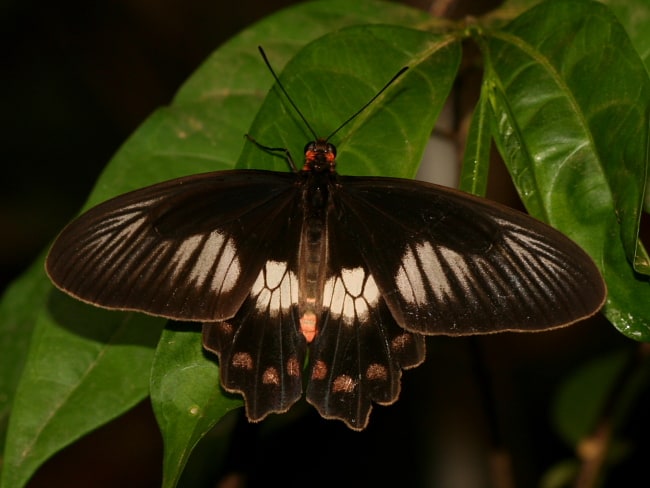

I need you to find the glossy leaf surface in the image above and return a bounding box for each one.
[474,0,650,339]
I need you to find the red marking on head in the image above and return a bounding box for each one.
[302,149,318,171]
[305,149,317,160]
[300,312,318,342]
[302,140,337,171]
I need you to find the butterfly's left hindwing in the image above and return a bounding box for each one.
[202,262,306,421]
[46,170,298,321]
[199,182,310,421]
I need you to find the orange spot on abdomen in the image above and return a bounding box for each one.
[300,312,318,342]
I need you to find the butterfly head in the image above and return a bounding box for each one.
[302,139,337,173]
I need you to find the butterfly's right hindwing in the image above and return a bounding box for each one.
[305,207,426,430]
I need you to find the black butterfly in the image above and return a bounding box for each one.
[46,48,606,430]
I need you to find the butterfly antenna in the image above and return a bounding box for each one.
[258,46,319,140]
[259,46,408,142]
[325,66,408,142]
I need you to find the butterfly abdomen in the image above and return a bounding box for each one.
[296,171,332,343]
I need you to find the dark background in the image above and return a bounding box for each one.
[3,1,643,487]
[2,0,299,292]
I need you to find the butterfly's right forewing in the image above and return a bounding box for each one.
[336,176,606,336]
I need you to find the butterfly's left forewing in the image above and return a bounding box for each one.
[49,168,309,421]
[46,170,298,322]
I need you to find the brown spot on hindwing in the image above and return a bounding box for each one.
[366,363,388,381]
[311,360,328,380]
[332,375,357,393]
[231,352,254,370]
[287,356,301,377]
[262,366,280,385]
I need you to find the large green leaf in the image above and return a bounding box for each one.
[150,325,240,488]
[600,0,650,215]
[0,2,436,487]
[475,0,650,339]
[0,257,52,457]
[601,0,650,70]
[498,1,650,211]
[1,275,162,488]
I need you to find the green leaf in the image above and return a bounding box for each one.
[459,79,493,196]
[238,24,461,178]
[552,350,629,446]
[601,0,650,71]
[476,0,650,339]
[0,257,52,458]
[150,325,240,488]
[1,266,162,488]
[600,0,650,215]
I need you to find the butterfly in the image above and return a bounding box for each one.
[46,47,606,430]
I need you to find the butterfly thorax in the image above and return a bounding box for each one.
[296,141,338,343]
